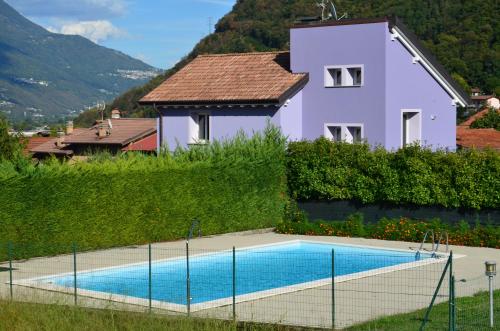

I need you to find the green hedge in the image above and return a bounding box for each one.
[0,129,287,259]
[287,138,500,210]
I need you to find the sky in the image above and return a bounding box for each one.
[5,0,237,69]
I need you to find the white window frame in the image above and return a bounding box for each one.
[324,123,364,143]
[189,111,211,145]
[324,65,364,88]
[401,109,422,148]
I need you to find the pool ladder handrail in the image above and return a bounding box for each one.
[186,219,201,242]
[417,230,449,257]
[418,230,435,252]
[434,231,449,254]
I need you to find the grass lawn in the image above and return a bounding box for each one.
[346,290,499,331]
[0,290,498,330]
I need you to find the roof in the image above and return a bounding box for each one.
[457,108,500,150]
[29,138,73,155]
[140,52,308,106]
[457,127,500,150]
[459,108,492,127]
[122,133,157,152]
[471,95,496,101]
[64,118,156,146]
[24,137,53,154]
[293,16,471,107]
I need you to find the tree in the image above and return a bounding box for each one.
[0,115,25,161]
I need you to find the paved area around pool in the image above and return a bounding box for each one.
[0,230,498,329]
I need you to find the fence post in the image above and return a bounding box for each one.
[451,275,456,331]
[148,243,152,313]
[232,246,236,321]
[420,252,452,331]
[448,251,453,331]
[72,243,77,306]
[332,249,335,330]
[8,242,13,300]
[186,241,190,316]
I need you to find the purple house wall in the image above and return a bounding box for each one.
[384,27,457,150]
[159,91,303,151]
[290,20,465,150]
[143,18,470,151]
[290,22,387,146]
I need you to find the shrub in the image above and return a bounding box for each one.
[286,138,500,209]
[0,115,25,162]
[470,108,500,131]
[0,127,287,260]
[276,215,500,249]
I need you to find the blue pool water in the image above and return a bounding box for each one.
[42,241,430,305]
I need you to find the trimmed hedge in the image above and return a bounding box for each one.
[0,129,287,259]
[287,138,500,210]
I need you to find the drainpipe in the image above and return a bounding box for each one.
[153,103,163,153]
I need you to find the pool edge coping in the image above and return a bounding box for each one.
[9,239,466,313]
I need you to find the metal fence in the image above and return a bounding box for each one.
[454,272,499,331]
[0,242,496,330]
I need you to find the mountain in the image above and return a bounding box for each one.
[0,0,160,124]
[77,0,499,126]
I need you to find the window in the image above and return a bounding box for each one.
[326,68,342,87]
[327,126,342,142]
[198,114,209,141]
[351,68,362,86]
[190,113,210,144]
[324,123,364,144]
[325,65,364,87]
[347,126,362,143]
[401,110,421,147]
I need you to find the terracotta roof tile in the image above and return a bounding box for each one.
[64,118,156,146]
[24,137,53,154]
[457,127,500,150]
[460,108,491,127]
[140,52,308,105]
[29,138,73,155]
[122,133,157,152]
[457,108,500,150]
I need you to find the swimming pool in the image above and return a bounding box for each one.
[23,241,437,311]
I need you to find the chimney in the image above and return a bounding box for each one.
[66,121,74,135]
[111,109,121,119]
[97,122,108,139]
[56,137,64,148]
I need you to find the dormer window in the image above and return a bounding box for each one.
[325,65,364,87]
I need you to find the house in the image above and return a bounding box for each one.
[470,89,499,110]
[140,17,471,151]
[457,108,500,150]
[30,117,157,157]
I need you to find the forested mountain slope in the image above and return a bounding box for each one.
[0,0,159,124]
[76,0,499,126]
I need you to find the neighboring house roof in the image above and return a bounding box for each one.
[30,138,74,155]
[457,108,500,150]
[122,133,157,152]
[471,95,495,101]
[140,52,309,106]
[64,118,156,146]
[293,16,471,108]
[23,137,53,154]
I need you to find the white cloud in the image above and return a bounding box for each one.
[6,0,127,20]
[51,20,126,43]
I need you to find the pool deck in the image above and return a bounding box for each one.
[1,230,499,329]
